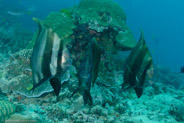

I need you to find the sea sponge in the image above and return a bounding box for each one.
[0,101,15,122]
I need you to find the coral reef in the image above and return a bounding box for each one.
[75,0,136,50]
[0,49,77,97]
[0,20,32,53]
[153,65,182,89]
[1,59,184,122]
[0,0,184,122]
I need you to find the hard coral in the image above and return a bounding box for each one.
[77,0,126,29]
[75,0,136,50]
[44,12,75,44]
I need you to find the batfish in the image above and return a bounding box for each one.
[122,31,153,98]
[31,18,71,97]
[71,38,101,105]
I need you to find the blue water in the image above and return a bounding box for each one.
[2,0,184,72]
[117,0,184,72]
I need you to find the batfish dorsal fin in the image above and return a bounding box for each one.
[32,17,49,32]
[139,29,144,43]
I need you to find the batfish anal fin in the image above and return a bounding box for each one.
[31,76,51,92]
[49,77,62,97]
[121,85,134,92]
[134,87,143,98]
[83,90,93,105]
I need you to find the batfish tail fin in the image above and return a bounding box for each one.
[134,87,143,98]
[83,90,93,105]
[49,78,62,97]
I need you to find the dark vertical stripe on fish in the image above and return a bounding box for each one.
[57,40,63,74]
[41,29,54,77]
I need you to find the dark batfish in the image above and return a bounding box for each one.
[71,38,101,105]
[122,31,153,98]
[31,18,70,97]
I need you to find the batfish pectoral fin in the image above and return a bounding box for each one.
[70,88,80,98]
[120,85,134,93]
[121,85,133,91]
[49,77,62,97]
[134,87,143,98]
[83,90,93,105]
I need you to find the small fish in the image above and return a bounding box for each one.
[71,38,101,105]
[7,10,25,16]
[122,31,153,98]
[30,18,71,97]
[180,66,184,73]
[27,5,36,12]
[7,9,32,16]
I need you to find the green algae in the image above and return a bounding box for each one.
[60,8,72,19]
